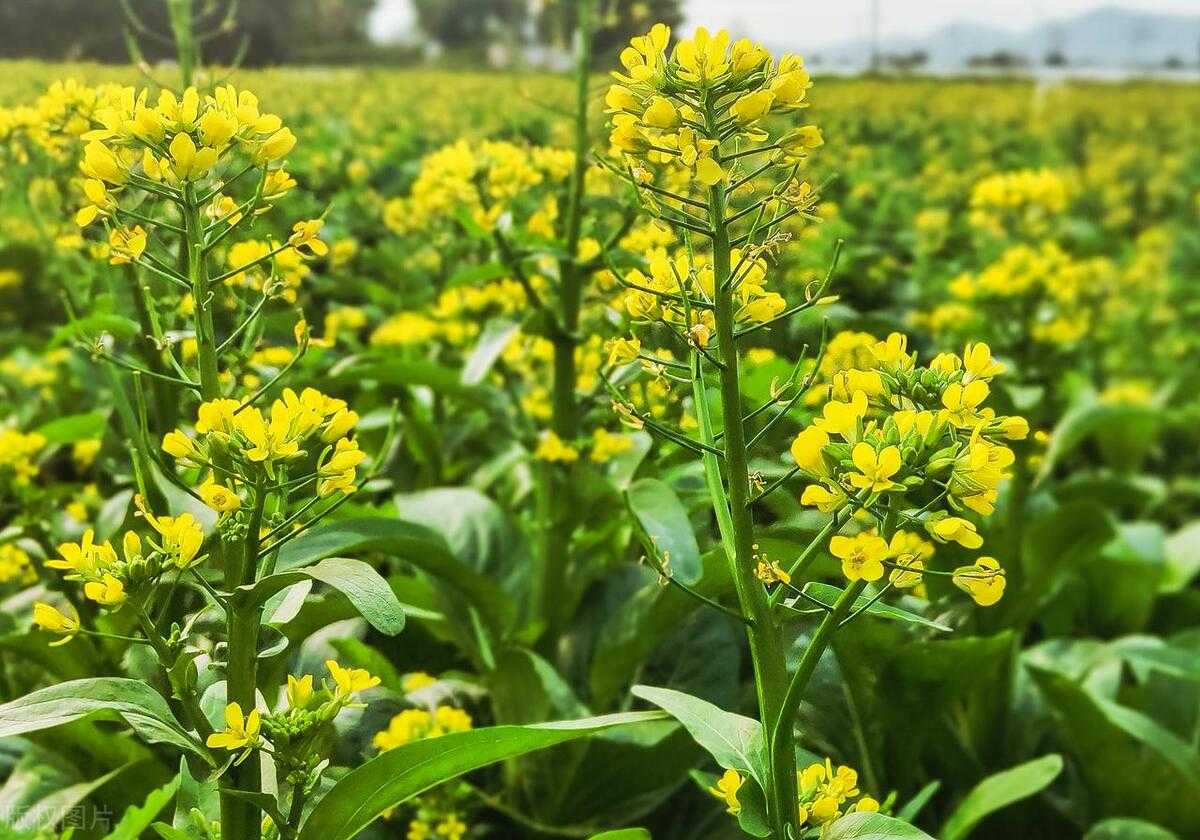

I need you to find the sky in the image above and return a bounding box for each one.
[370,0,1200,47]
[681,0,1200,49]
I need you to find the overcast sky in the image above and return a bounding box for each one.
[370,1,1200,47]
[683,0,1200,48]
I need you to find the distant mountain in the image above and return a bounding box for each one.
[803,5,1200,71]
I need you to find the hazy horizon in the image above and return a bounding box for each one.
[370,0,1200,50]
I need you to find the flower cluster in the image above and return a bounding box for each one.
[0,543,36,586]
[919,241,1118,351]
[373,678,474,840]
[0,427,45,488]
[382,138,577,236]
[790,334,1026,605]
[606,25,821,187]
[968,168,1070,238]
[162,387,362,496]
[40,494,205,611]
[207,661,381,767]
[708,759,879,827]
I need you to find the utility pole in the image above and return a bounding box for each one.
[869,0,881,74]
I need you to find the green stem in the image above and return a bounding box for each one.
[704,133,794,835]
[536,0,594,642]
[186,182,262,839]
[166,0,197,88]
[769,579,866,804]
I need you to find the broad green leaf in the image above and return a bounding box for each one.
[446,260,507,287]
[1010,500,1114,627]
[1090,695,1200,787]
[103,775,181,839]
[332,358,501,411]
[1162,521,1200,593]
[246,557,405,635]
[896,780,940,823]
[940,754,1063,840]
[51,312,140,346]
[297,712,666,840]
[274,517,509,630]
[0,749,128,832]
[626,478,701,585]
[0,678,203,758]
[34,411,108,444]
[631,685,767,787]
[461,318,518,385]
[587,831,651,840]
[1031,667,1200,834]
[171,756,219,837]
[606,431,652,491]
[1111,635,1200,682]
[1036,399,1159,481]
[1084,818,1180,840]
[589,547,734,709]
[824,812,936,839]
[798,583,951,632]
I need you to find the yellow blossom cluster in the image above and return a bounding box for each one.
[0,543,36,586]
[207,662,381,763]
[374,704,474,752]
[708,759,879,827]
[382,138,575,235]
[606,24,821,187]
[0,428,45,486]
[968,168,1070,237]
[919,241,1118,350]
[790,334,1026,605]
[162,387,362,495]
[40,493,204,611]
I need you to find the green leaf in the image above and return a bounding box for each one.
[895,780,940,823]
[246,557,405,635]
[171,756,218,837]
[1162,521,1200,593]
[1084,818,1180,840]
[626,478,702,585]
[631,685,767,787]
[34,411,109,444]
[461,318,518,385]
[275,517,509,631]
[824,812,936,839]
[446,260,507,287]
[103,775,181,839]
[297,712,666,840]
[0,678,203,758]
[940,755,1063,840]
[798,583,952,632]
[0,758,128,831]
[51,312,140,346]
[1031,667,1200,834]
[1036,399,1159,481]
[587,830,652,839]
[332,358,501,411]
[1110,635,1200,682]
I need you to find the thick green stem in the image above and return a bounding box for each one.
[185,184,262,840]
[166,0,198,88]
[706,171,795,835]
[537,0,593,641]
[770,507,896,822]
